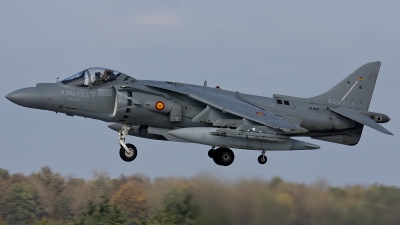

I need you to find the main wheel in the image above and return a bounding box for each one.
[119,143,137,162]
[258,155,267,164]
[213,148,234,166]
[208,149,214,158]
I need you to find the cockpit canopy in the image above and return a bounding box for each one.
[61,68,123,87]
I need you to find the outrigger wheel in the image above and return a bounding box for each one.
[258,155,267,164]
[119,143,137,162]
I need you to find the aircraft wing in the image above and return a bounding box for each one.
[146,82,308,133]
[330,107,393,135]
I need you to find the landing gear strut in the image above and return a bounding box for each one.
[211,147,235,166]
[258,150,267,164]
[118,124,137,162]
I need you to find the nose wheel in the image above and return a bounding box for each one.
[119,143,137,162]
[118,124,138,162]
[258,150,267,164]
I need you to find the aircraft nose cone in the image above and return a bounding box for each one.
[6,90,23,104]
[5,93,13,101]
[6,87,46,108]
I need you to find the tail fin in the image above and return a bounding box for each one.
[310,61,381,110]
[273,62,391,143]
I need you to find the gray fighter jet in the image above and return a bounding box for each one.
[6,62,392,166]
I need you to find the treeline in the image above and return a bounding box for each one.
[0,167,399,225]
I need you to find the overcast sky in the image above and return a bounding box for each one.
[1,1,399,186]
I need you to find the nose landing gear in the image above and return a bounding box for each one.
[120,144,137,162]
[118,124,137,162]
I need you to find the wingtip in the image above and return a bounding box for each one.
[383,128,393,136]
[381,130,393,135]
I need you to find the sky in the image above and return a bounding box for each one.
[0,1,399,186]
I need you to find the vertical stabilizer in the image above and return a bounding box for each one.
[310,62,381,110]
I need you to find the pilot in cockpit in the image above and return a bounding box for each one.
[92,72,106,86]
[105,70,119,81]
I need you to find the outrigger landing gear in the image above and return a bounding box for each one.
[118,124,137,162]
[258,150,267,164]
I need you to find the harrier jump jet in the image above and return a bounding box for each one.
[6,62,392,166]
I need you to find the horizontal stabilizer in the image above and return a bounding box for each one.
[330,108,393,135]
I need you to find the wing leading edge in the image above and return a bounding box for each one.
[145,82,308,133]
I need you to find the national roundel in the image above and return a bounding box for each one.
[155,101,165,111]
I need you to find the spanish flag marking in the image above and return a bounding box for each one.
[155,101,165,111]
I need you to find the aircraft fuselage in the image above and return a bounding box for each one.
[6,62,391,166]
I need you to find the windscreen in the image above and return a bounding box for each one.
[61,68,122,87]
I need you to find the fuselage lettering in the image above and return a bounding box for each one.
[327,98,355,108]
[61,90,93,99]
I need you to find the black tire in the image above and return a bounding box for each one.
[213,148,234,166]
[119,143,137,162]
[208,149,214,158]
[258,155,267,164]
[212,148,222,165]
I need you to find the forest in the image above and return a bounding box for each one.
[0,166,399,225]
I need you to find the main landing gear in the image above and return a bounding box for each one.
[208,148,268,166]
[118,124,137,162]
[208,147,235,166]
